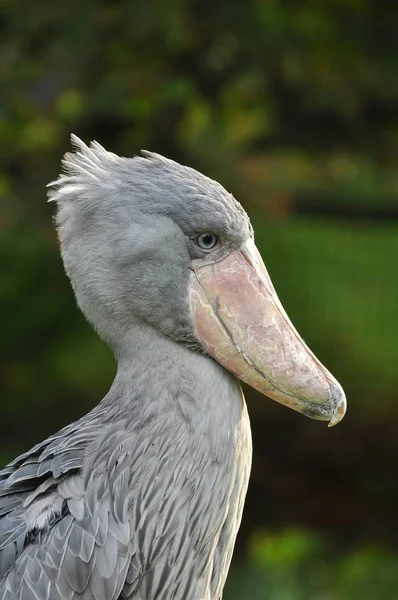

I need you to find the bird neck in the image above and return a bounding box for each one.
[101,324,246,435]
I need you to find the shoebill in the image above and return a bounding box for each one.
[0,136,346,600]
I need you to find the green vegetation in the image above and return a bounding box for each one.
[225,529,398,600]
[254,218,398,406]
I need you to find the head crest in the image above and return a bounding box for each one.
[47,134,125,204]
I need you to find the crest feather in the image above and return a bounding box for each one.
[47,134,122,204]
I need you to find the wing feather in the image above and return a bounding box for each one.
[0,416,134,600]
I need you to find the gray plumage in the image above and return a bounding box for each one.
[0,137,253,599]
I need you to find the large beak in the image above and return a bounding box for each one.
[189,239,346,426]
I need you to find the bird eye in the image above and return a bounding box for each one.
[196,232,219,251]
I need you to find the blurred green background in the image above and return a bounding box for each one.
[1,0,397,598]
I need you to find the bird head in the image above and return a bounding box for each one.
[48,135,346,426]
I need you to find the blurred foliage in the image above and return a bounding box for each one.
[254,218,398,408]
[1,0,398,597]
[1,0,397,211]
[225,528,398,600]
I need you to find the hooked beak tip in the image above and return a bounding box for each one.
[327,382,347,427]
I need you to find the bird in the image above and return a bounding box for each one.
[0,136,346,600]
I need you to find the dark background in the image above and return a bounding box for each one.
[1,1,397,598]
